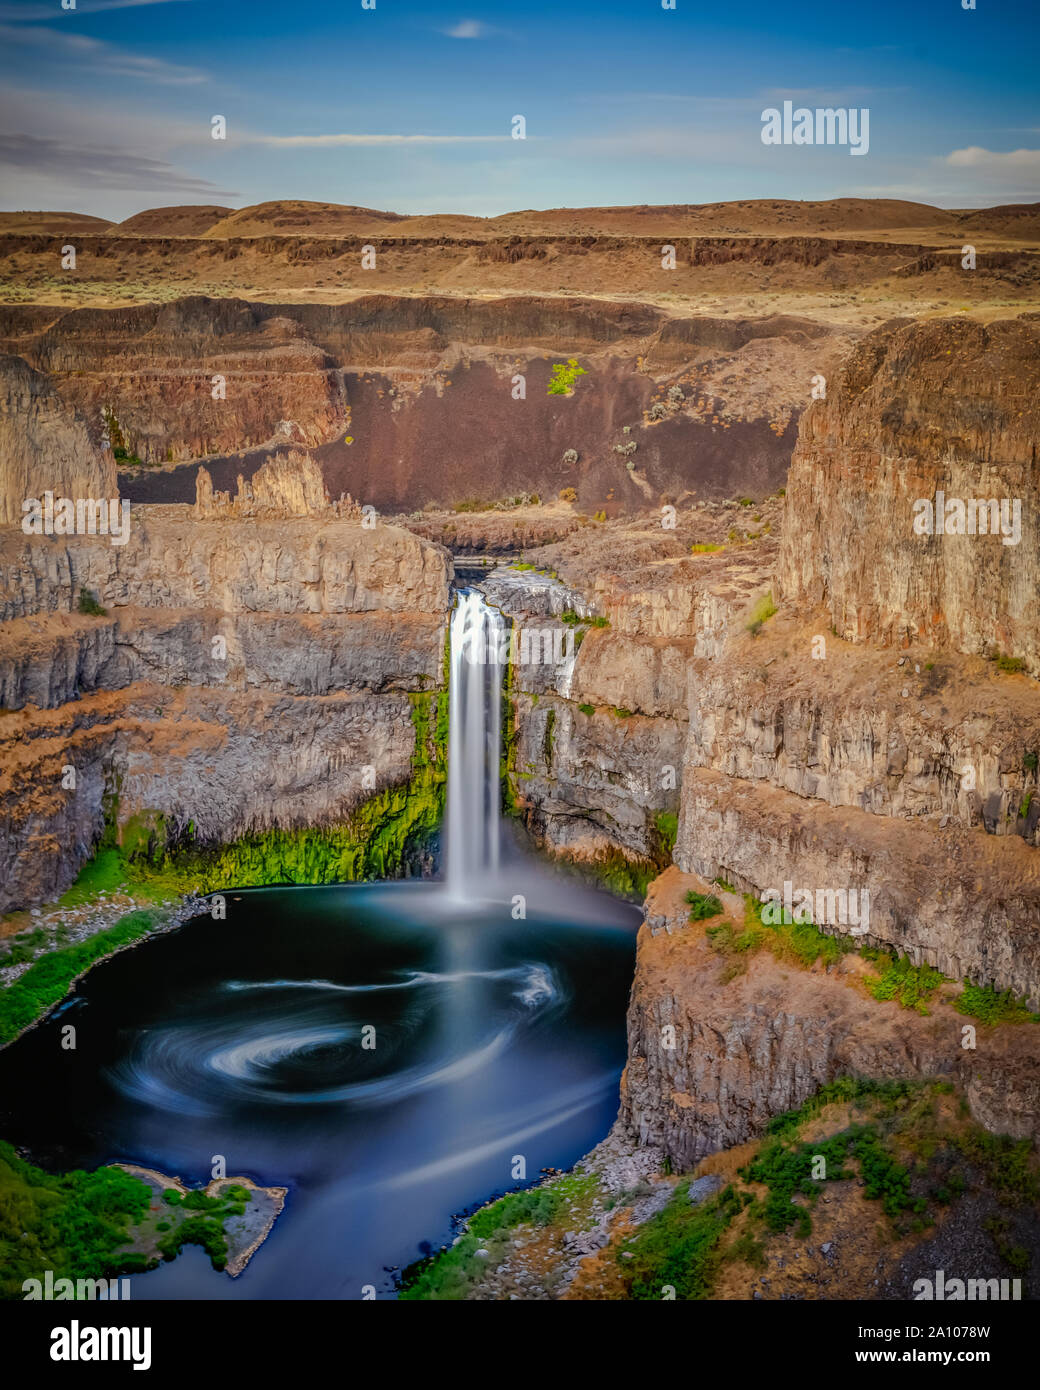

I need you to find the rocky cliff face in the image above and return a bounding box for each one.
[489,320,1040,1165]
[0,355,116,526]
[0,297,852,514]
[778,316,1040,675]
[0,299,349,466]
[0,505,451,912]
[618,870,1040,1168]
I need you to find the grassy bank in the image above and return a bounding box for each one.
[400,1077,1040,1300]
[0,687,450,1047]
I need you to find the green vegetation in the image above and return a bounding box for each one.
[0,1141,153,1299]
[400,1173,600,1299]
[655,811,678,854]
[102,407,144,467]
[0,910,158,1046]
[862,948,948,1015]
[559,848,657,903]
[684,890,723,922]
[745,593,777,636]
[76,587,107,617]
[500,655,522,819]
[612,707,634,719]
[616,1182,751,1300]
[404,1077,1040,1301]
[953,981,1040,1026]
[690,543,723,554]
[0,928,48,968]
[748,895,854,971]
[154,1183,251,1272]
[578,702,595,717]
[989,651,1027,674]
[1,677,451,1043]
[547,358,587,397]
[1019,792,1033,820]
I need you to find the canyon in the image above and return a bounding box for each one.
[1,196,1039,1300]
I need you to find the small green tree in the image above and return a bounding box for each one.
[547,359,587,396]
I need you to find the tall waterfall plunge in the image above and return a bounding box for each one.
[445,590,507,900]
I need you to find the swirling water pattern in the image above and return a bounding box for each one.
[0,881,638,1299]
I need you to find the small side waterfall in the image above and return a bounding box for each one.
[445,589,507,900]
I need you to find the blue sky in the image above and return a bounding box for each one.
[0,0,1037,219]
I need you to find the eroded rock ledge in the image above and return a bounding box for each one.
[618,869,1040,1169]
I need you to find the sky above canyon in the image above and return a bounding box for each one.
[0,0,1037,220]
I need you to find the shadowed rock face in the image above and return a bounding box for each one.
[778,316,1040,675]
[0,296,852,513]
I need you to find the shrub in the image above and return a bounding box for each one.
[991,652,1027,674]
[0,1141,153,1299]
[547,359,587,396]
[655,811,678,852]
[745,593,777,636]
[77,587,107,617]
[685,891,723,922]
[578,703,595,716]
[954,981,1040,1025]
[863,949,948,1015]
[559,486,577,502]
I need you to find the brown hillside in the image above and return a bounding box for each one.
[0,211,113,236]
[203,200,410,237]
[115,205,235,237]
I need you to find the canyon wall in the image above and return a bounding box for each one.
[0,297,853,514]
[0,355,116,526]
[778,316,1040,675]
[499,316,1040,1163]
[0,493,451,913]
[619,870,1040,1168]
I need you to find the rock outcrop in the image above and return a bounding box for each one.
[619,870,1040,1168]
[0,355,116,526]
[0,508,451,912]
[778,316,1040,675]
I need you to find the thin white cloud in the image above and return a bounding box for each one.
[0,21,206,83]
[945,145,1040,175]
[442,20,490,38]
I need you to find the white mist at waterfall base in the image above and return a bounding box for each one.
[440,587,626,924]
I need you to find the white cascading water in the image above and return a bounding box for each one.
[445,589,506,900]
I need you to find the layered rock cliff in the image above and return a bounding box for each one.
[495,316,1040,1168]
[0,297,853,513]
[778,316,1040,675]
[0,484,451,912]
[0,355,116,526]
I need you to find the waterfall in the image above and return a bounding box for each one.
[445,589,506,900]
